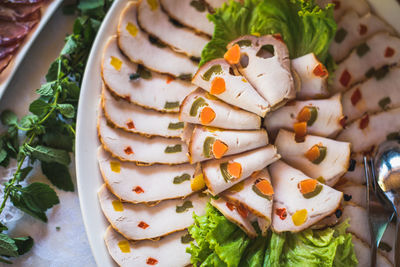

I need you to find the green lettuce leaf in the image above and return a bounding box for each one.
[200,0,336,67]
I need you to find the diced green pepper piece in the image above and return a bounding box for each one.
[168,122,185,130]
[164,144,182,153]
[176,200,193,213]
[189,97,207,116]
[173,173,191,184]
[303,184,323,199]
[202,65,223,81]
[203,137,216,158]
[312,146,327,164]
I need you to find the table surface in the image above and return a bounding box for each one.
[0,6,96,267]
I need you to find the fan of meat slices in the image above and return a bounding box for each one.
[96,0,400,266]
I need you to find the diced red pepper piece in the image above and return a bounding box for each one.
[340,70,351,87]
[351,88,362,106]
[123,95,131,102]
[126,120,135,129]
[146,257,158,265]
[359,114,369,130]
[385,47,395,58]
[312,63,328,77]
[226,202,235,211]
[237,204,249,219]
[133,186,144,194]
[359,24,367,35]
[276,208,287,220]
[124,146,134,155]
[339,116,347,128]
[273,33,283,42]
[332,0,340,9]
[166,75,174,84]
[138,221,149,229]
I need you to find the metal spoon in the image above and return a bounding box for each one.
[374,140,400,267]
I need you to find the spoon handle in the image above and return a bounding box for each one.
[396,213,400,267]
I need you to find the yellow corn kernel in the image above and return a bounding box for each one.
[112,200,124,212]
[191,174,205,191]
[110,161,121,173]
[110,56,122,71]
[118,240,130,253]
[147,0,158,10]
[292,209,308,226]
[126,22,138,37]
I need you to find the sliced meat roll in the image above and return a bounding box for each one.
[337,107,400,153]
[118,2,197,77]
[264,94,343,138]
[160,0,214,36]
[102,36,195,112]
[0,42,19,60]
[228,35,295,108]
[179,89,261,130]
[192,59,270,116]
[205,0,228,9]
[202,145,279,195]
[0,20,33,45]
[102,87,187,138]
[333,32,400,92]
[98,184,208,240]
[137,0,209,58]
[104,226,191,267]
[352,235,393,267]
[189,126,269,163]
[343,163,365,185]
[98,148,197,203]
[342,67,400,122]
[210,197,257,238]
[275,129,350,186]
[0,3,41,21]
[0,54,12,73]
[98,111,189,165]
[330,11,394,62]
[291,53,329,99]
[316,0,370,20]
[269,160,343,233]
[336,182,366,208]
[222,168,273,229]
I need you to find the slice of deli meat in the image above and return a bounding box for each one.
[0,54,12,73]
[337,107,400,153]
[342,67,400,122]
[330,11,394,62]
[210,197,257,238]
[98,148,198,203]
[189,126,269,163]
[352,235,393,267]
[316,0,370,21]
[335,183,366,208]
[104,226,191,267]
[222,168,273,226]
[137,0,209,58]
[228,35,295,108]
[264,94,343,138]
[269,160,343,233]
[179,89,261,130]
[275,129,351,186]
[332,32,400,92]
[102,87,187,138]
[98,184,208,240]
[202,145,279,195]
[342,163,365,185]
[0,3,41,21]
[0,20,31,45]
[291,53,329,99]
[102,36,195,113]
[98,112,189,165]
[205,0,228,9]
[118,2,197,77]
[192,59,270,117]
[160,0,214,36]
[0,42,19,59]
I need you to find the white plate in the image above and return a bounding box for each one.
[76,0,400,266]
[0,0,63,99]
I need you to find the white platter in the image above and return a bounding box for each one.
[75,0,400,266]
[0,0,63,99]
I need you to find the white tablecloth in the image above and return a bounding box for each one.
[0,6,96,267]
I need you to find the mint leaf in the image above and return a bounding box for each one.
[57,104,75,119]
[13,236,33,256]
[1,110,17,126]
[23,144,71,165]
[19,115,38,129]
[10,191,47,222]
[61,35,78,56]
[29,99,50,117]
[42,131,73,152]
[0,233,18,257]
[41,162,74,192]
[36,81,56,96]
[15,166,33,182]
[0,149,7,164]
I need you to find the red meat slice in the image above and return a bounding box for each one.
[0,3,41,21]
[0,42,20,59]
[0,54,12,74]
[0,19,38,45]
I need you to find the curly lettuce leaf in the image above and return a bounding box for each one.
[200,0,336,66]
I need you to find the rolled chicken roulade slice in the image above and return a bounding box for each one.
[202,145,279,195]
[330,11,394,62]
[335,182,366,208]
[189,126,269,163]
[98,148,200,203]
[342,67,400,122]
[102,87,188,138]
[227,35,295,108]
[337,107,400,153]
[98,111,189,165]
[264,94,343,138]
[205,0,229,9]
[343,163,365,185]
[104,226,191,267]
[352,235,393,267]
[160,0,214,36]
[98,184,208,240]
[137,0,209,58]
[316,0,370,21]
[269,160,343,233]
[118,2,197,77]
[102,36,195,112]
[275,129,351,186]
[179,89,261,130]
[210,197,257,238]
[332,32,400,92]
[291,53,329,99]
[192,59,270,116]
[222,168,273,230]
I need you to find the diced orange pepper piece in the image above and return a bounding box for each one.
[255,180,274,196]
[297,107,311,122]
[299,179,318,195]
[210,77,226,95]
[224,44,241,64]
[200,107,216,124]
[313,63,328,77]
[227,162,242,178]
[212,140,228,159]
[304,145,320,162]
[293,122,307,142]
[226,202,235,211]
[236,204,249,219]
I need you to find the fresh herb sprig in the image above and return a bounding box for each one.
[0,0,112,263]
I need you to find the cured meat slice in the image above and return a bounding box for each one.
[335,182,366,208]
[137,0,209,58]
[0,42,20,59]
[0,3,41,21]
[0,54,12,73]
[0,20,30,45]
[98,184,208,240]
[269,160,343,233]
[189,126,269,163]
[104,226,191,267]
